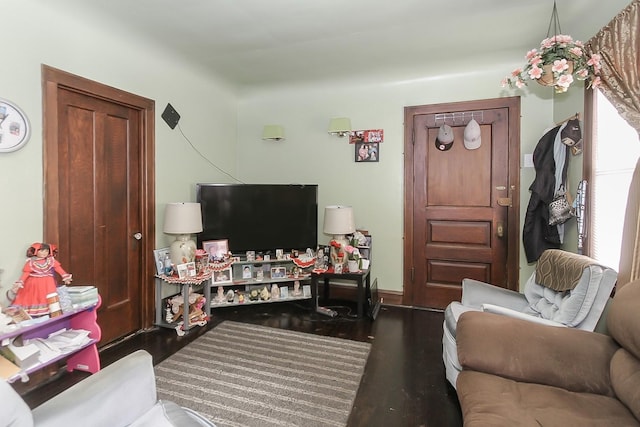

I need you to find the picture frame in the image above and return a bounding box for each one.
[153,247,170,275]
[270,266,287,279]
[176,261,196,279]
[302,284,312,297]
[280,286,289,299]
[212,267,233,283]
[241,264,253,279]
[203,239,229,262]
[355,142,379,162]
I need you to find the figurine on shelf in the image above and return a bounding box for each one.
[260,286,271,301]
[8,242,72,317]
[271,284,280,299]
[214,286,226,303]
[292,280,302,296]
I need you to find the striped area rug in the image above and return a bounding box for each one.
[154,320,371,427]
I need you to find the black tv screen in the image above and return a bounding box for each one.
[196,184,318,255]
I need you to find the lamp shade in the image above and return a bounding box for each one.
[262,125,285,141]
[163,202,203,234]
[323,205,355,235]
[328,117,351,136]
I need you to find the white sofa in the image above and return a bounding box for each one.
[1,350,215,427]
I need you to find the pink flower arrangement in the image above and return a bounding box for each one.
[502,34,602,93]
[343,245,361,261]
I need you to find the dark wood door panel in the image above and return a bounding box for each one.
[404,97,520,309]
[43,65,155,346]
[426,245,494,263]
[422,284,462,306]
[428,260,490,284]
[429,220,491,246]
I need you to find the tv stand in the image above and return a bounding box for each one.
[208,255,314,309]
[154,254,316,333]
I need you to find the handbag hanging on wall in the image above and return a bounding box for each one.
[548,184,575,226]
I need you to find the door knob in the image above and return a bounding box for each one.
[133,232,142,240]
[497,222,504,238]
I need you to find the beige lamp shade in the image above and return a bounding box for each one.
[163,202,203,234]
[262,125,285,141]
[328,117,351,137]
[163,202,203,266]
[323,205,355,235]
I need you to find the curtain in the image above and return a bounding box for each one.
[586,0,640,130]
[586,0,640,287]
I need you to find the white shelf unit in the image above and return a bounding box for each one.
[209,258,313,309]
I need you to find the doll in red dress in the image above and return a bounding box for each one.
[9,242,72,317]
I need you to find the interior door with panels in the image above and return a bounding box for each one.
[404,97,520,309]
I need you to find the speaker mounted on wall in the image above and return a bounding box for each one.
[161,103,181,129]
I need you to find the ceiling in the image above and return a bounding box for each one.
[64,0,630,89]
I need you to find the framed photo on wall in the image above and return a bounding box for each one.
[355,142,379,162]
[203,239,229,262]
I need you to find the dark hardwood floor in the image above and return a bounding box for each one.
[14,300,462,427]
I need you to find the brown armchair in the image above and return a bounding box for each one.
[455,278,640,426]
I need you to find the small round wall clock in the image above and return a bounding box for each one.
[0,98,31,153]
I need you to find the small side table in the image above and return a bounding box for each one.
[311,268,371,318]
[155,273,212,332]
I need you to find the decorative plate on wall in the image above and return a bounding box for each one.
[0,98,31,153]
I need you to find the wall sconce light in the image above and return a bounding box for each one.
[262,125,285,141]
[328,117,351,137]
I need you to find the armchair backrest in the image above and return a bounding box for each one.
[522,250,617,330]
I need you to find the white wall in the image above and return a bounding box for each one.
[0,1,587,301]
[237,68,566,294]
[0,1,238,299]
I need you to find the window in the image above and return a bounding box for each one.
[588,90,640,270]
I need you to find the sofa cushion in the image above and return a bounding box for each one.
[0,380,33,427]
[457,311,618,396]
[457,371,640,427]
[611,349,640,421]
[608,279,640,360]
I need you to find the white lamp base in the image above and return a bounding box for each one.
[169,234,197,266]
[329,234,350,270]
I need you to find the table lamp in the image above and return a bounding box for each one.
[163,202,203,267]
[323,205,355,269]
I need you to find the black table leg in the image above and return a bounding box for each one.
[323,277,330,302]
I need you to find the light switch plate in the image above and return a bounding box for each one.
[524,153,534,168]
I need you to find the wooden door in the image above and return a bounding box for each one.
[43,66,155,345]
[404,97,520,309]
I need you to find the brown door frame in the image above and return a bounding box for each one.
[403,97,521,305]
[42,64,156,328]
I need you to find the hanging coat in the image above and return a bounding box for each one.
[523,125,570,263]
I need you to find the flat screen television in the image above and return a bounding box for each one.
[196,183,318,255]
